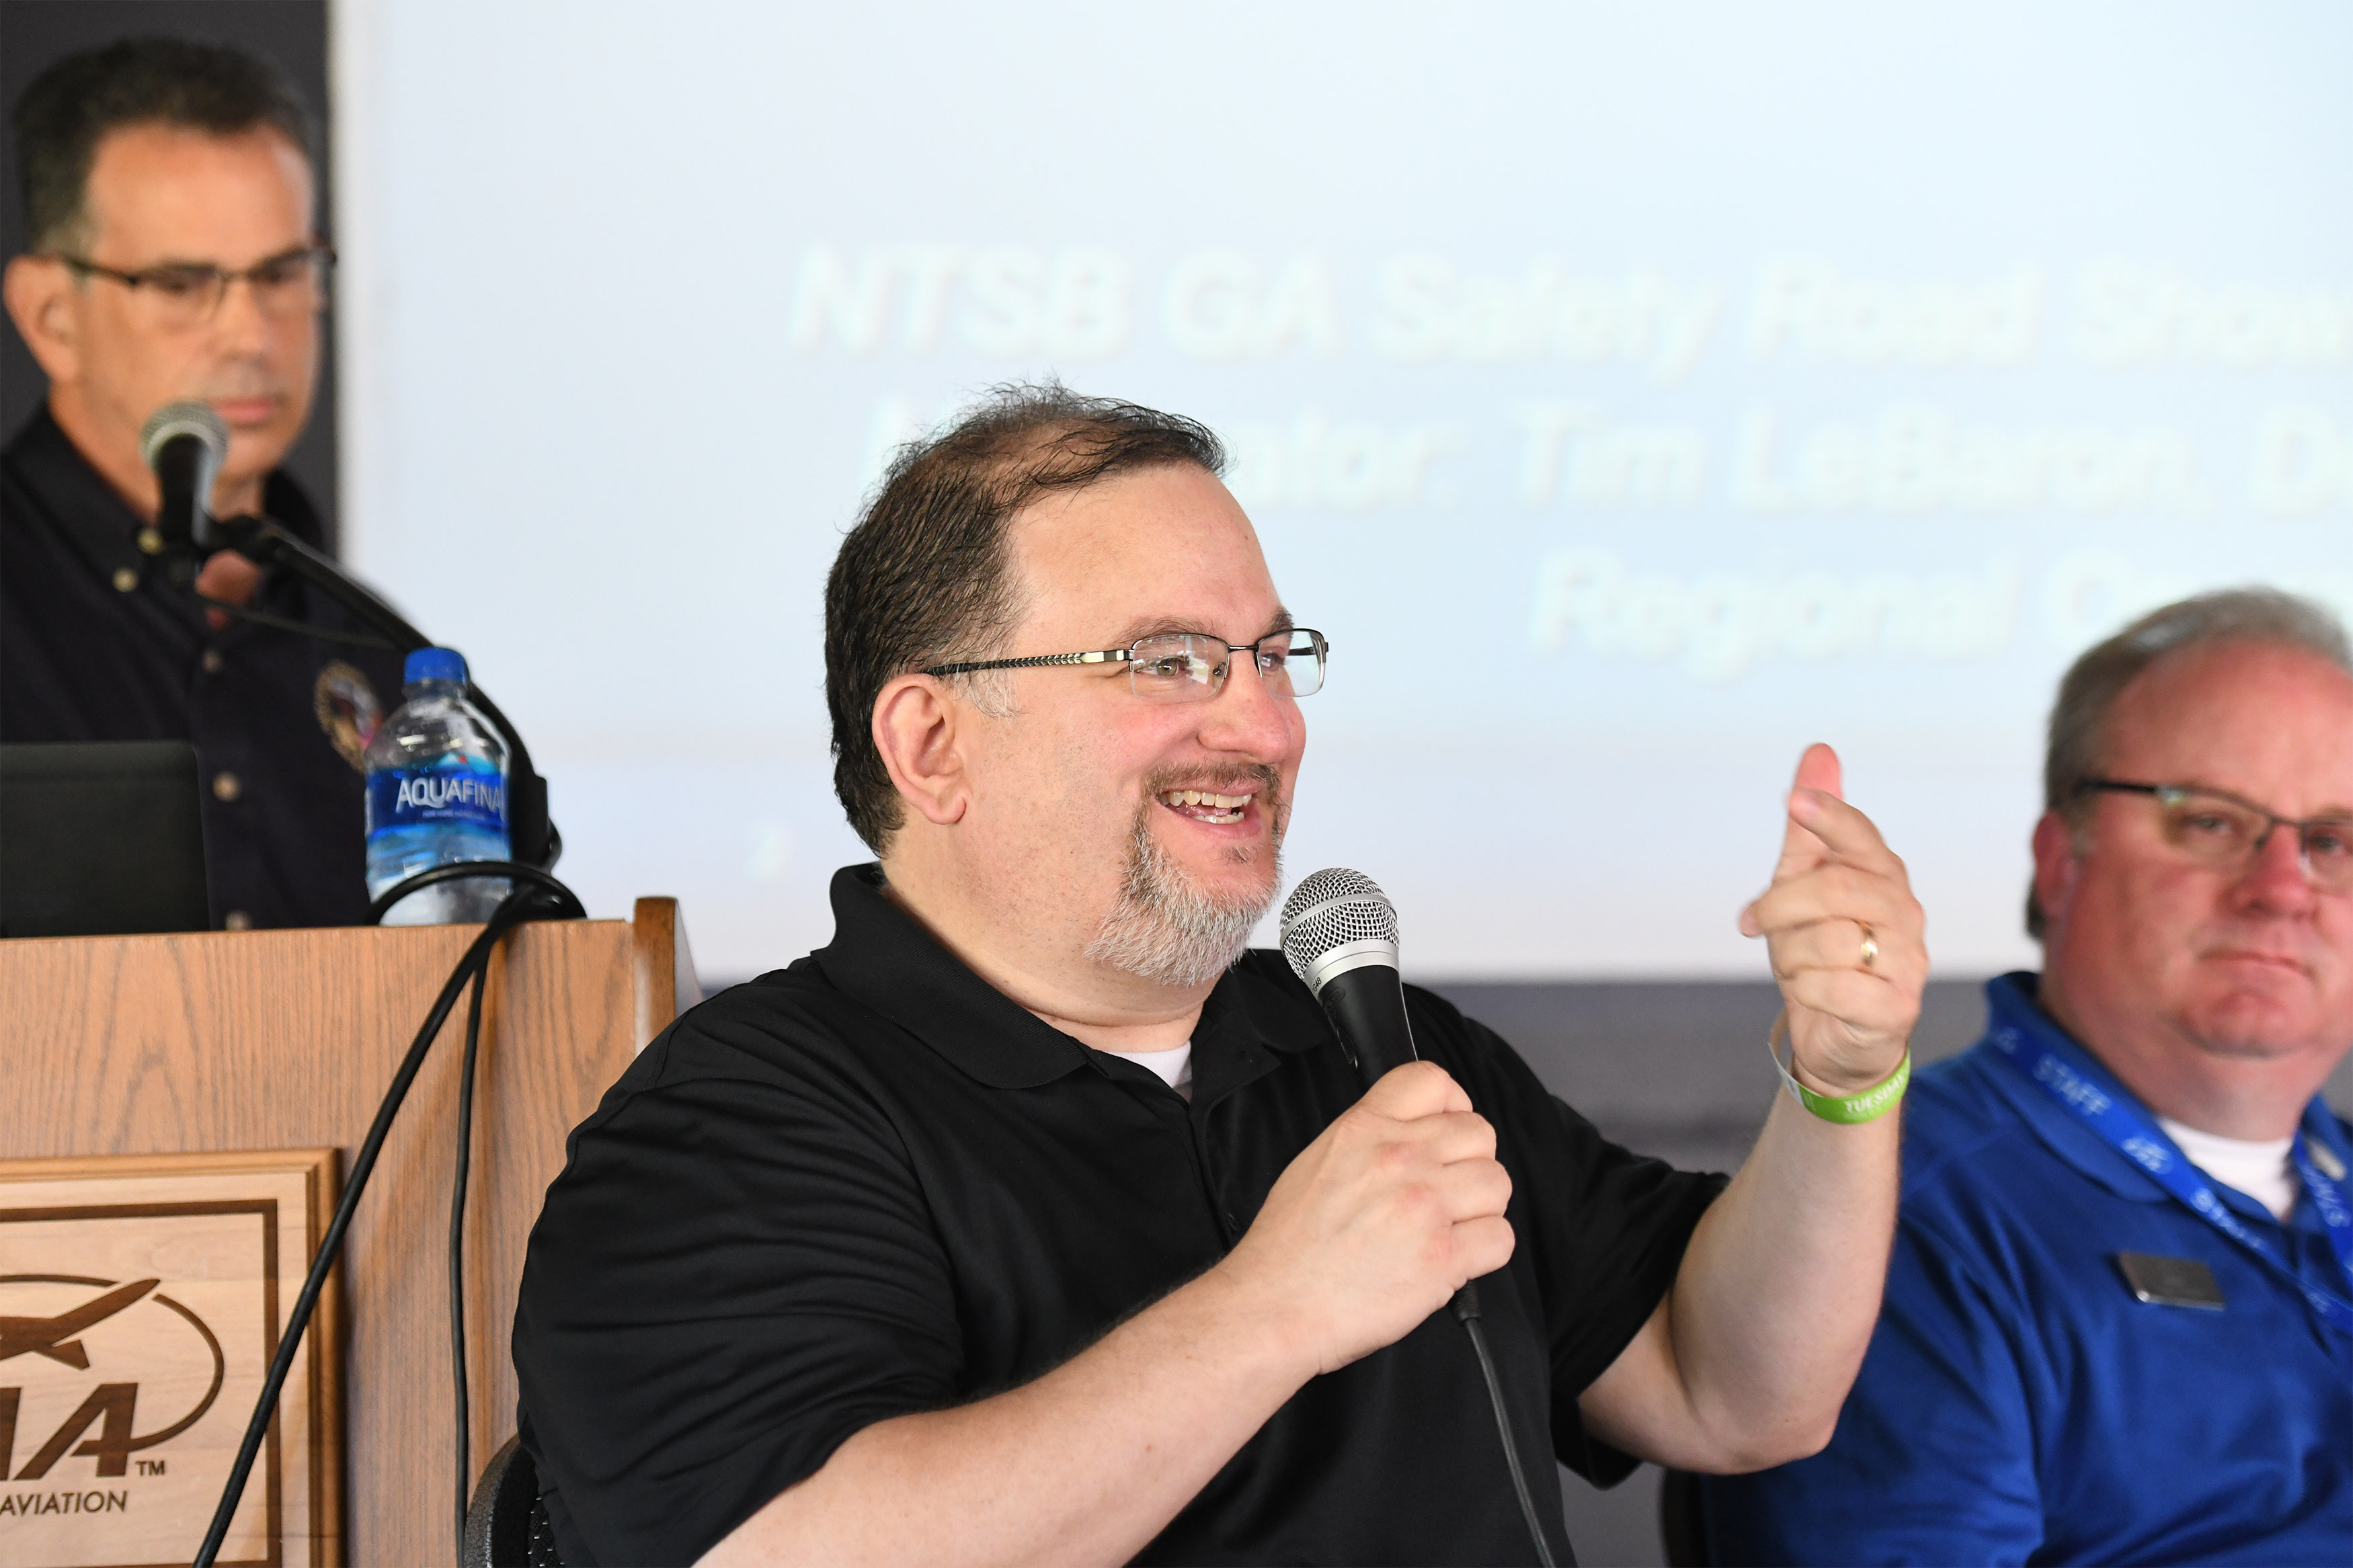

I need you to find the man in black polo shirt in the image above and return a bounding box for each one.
[1,39,399,929]
[514,386,1929,1565]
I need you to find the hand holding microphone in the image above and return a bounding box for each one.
[1256,869,1554,1565]
[1224,1058,1513,1374]
[1211,869,1513,1374]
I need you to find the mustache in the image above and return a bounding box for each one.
[1140,761,1283,798]
[1142,761,1287,842]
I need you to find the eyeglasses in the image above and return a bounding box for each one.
[924,628,1328,702]
[53,245,335,327]
[2077,779,2353,893]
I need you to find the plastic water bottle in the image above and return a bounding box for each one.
[364,647,511,925]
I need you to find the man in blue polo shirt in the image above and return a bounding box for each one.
[1701,587,2353,1565]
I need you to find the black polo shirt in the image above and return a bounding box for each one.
[0,407,405,928]
[514,864,1726,1567]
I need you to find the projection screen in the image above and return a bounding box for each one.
[332,0,2353,979]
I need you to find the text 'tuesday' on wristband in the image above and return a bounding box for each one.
[1767,1009,1911,1124]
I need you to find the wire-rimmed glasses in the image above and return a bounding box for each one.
[924,628,1328,702]
[2077,778,2353,892]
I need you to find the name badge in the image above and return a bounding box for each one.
[2115,1251,2227,1311]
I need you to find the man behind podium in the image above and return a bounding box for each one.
[514,386,1929,1565]
[1,38,401,929]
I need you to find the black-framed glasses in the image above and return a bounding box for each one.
[924,628,1328,703]
[2077,778,2353,892]
[53,244,335,326]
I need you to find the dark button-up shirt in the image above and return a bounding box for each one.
[1,407,405,928]
[514,864,1726,1567]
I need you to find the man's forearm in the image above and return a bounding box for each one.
[1582,745,1919,1471]
[1581,1092,1900,1471]
[702,1266,1314,1568]
[1676,1091,1900,1460]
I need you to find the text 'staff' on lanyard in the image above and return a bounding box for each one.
[1987,1010,2353,1338]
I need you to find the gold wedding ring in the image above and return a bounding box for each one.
[1859,925,1880,969]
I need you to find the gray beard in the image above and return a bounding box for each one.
[1084,811,1280,988]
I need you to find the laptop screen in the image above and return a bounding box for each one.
[1,741,210,938]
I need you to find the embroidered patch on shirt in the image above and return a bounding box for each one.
[313,660,382,772]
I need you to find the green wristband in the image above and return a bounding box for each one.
[1768,1011,1910,1124]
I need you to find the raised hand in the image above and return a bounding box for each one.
[1738,743,1926,1094]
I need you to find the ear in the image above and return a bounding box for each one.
[2030,811,2083,931]
[3,255,83,384]
[872,674,970,829]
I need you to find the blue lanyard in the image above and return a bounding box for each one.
[1984,978,2353,1337]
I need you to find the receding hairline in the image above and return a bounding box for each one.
[2084,636,2353,825]
[2105,632,2353,735]
[988,455,1278,649]
[83,115,314,179]
[65,118,313,251]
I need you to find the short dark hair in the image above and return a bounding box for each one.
[825,382,1228,852]
[13,36,314,254]
[2027,585,2353,938]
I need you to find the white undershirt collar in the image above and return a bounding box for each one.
[2157,1116,2299,1223]
[1115,1040,1194,1101]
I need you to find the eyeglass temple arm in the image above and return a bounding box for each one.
[927,650,1128,675]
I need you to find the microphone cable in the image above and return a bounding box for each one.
[1450,1284,1556,1568]
[137,415,572,1556]
[1280,869,1558,1566]
[192,864,585,1568]
[149,501,564,872]
[193,589,396,649]
[449,952,490,1553]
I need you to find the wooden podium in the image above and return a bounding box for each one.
[0,899,695,1565]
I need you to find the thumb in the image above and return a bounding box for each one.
[1770,742,1843,880]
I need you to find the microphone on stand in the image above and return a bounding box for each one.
[139,401,229,551]
[1277,866,1559,1568]
[128,401,561,871]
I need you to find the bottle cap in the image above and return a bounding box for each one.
[403,646,468,686]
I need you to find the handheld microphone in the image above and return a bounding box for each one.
[1277,866,1559,1566]
[1279,867,1417,1084]
[139,401,229,550]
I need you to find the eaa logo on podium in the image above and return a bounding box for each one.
[0,1152,340,1568]
[1,1273,226,1493]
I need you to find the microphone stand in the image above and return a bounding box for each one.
[194,511,559,870]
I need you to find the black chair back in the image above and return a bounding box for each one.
[1659,1467,1710,1567]
[464,1435,563,1568]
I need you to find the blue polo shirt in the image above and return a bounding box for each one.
[1700,973,2353,1565]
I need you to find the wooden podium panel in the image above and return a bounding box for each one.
[0,901,692,1565]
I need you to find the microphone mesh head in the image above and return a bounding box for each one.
[1279,867,1399,983]
[139,401,227,467]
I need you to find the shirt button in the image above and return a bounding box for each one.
[136,528,165,554]
[212,771,242,802]
[224,911,253,932]
[201,649,225,675]
[112,567,138,592]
